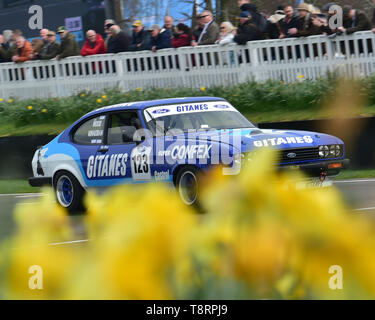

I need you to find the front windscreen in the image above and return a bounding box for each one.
[144,101,255,134]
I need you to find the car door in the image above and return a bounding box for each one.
[71,114,107,187]
[95,110,153,186]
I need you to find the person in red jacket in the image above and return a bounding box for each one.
[172,23,195,48]
[81,30,107,56]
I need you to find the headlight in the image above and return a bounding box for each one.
[319,145,329,157]
[319,145,342,158]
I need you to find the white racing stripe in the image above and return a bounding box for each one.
[354,207,375,212]
[48,239,90,246]
[0,193,44,197]
[334,179,375,184]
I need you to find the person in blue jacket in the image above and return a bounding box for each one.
[149,24,172,52]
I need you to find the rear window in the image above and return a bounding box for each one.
[73,115,106,145]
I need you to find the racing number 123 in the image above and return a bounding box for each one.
[132,154,149,174]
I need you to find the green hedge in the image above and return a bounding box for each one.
[0,74,373,128]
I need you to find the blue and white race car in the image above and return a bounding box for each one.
[29,97,349,212]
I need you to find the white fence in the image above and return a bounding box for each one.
[1,30,375,100]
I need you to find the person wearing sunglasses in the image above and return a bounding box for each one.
[192,10,219,46]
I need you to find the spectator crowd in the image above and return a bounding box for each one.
[1,1,375,64]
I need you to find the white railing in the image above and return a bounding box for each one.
[1,30,375,100]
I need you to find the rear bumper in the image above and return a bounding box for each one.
[280,159,350,177]
[28,177,52,187]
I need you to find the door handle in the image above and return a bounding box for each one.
[98,146,109,153]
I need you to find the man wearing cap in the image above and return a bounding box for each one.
[81,30,106,56]
[192,10,219,46]
[288,3,321,37]
[149,24,172,52]
[56,26,80,60]
[107,25,131,53]
[234,11,263,45]
[130,20,151,51]
[38,31,60,60]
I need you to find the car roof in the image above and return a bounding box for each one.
[81,96,226,120]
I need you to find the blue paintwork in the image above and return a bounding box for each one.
[38,97,346,188]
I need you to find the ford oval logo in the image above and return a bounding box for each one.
[287,152,297,158]
[213,104,229,109]
[152,109,170,114]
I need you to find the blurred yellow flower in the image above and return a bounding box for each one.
[136,87,142,92]
[8,98,13,103]
[97,98,102,103]
[200,86,206,92]
[80,93,86,97]
[3,149,375,299]
[298,75,304,79]
[102,95,107,99]
[0,98,4,102]
[42,109,47,113]
[27,106,33,110]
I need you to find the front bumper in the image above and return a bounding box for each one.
[28,177,52,187]
[280,159,350,177]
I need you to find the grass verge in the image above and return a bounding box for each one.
[0,180,40,194]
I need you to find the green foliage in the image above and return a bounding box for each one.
[0,74,372,130]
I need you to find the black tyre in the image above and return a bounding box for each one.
[53,171,85,214]
[175,166,203,211]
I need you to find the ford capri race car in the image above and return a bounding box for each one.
[29,97,349,212]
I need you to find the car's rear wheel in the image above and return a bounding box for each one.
[175,166,203,211]
[53,171,85,214]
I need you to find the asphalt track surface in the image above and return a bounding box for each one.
[1,179,375,245]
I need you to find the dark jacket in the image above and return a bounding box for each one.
[234,20,264,44]
[280,15,300,37]
[0,43,10,63]
[130,28,151,51]
[343,10,371,34]
[59,32,80,59]
[150,29,172,50]
[38,41,60,60]
[107,31,131,53]
[240,3,266,32]
[194,21,219,45]
[295,14,322,37]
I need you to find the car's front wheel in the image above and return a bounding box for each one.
[53,171,85,214]
[175,166,203,211]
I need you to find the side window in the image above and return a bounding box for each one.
[107,111,142,145]
[73,115,106,145]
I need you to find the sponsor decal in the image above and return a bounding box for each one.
[253,136,313,147]
[176,104,208,112]
[213,104,230,109]
[171,145,212,160]
[154,170,170,181]
[86,153,128,179]
[152,109,170,114]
